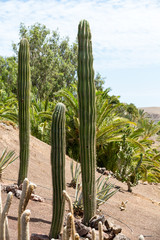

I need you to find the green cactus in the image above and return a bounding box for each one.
[49,103,66,239]
[17,38,30,186]
[77,20,96,225]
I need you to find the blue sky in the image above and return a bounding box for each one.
[0,0,160,107]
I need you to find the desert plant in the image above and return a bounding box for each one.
[17,38,31,186]
[116,135,143,192]
[73,175,118,212]
[18,178,36,240]
[49,103,66,239]
[21,209,31,240]
[0,186,13,240]
[68,160,81,188]
[0,149,18,180]
[77,19,96,225]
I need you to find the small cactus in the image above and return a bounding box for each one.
[18,178,36,240]
[0,190,13,240]
[63,190,74,215]
[21,209,31,240]
[49,103,66,239]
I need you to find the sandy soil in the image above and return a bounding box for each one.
[0,123,160,240]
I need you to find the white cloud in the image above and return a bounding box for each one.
[0,0,160,70]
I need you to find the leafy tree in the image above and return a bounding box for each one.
[0,56,18,95]
[12,23,104,99]
[12,23,78,100]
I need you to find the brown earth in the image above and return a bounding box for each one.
[0,123,160,240]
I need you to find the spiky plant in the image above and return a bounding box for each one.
[49,103,66,239]
[17,38,30,186]
[0,149,17,180]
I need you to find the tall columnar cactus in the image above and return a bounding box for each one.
[49,103,66,239]
[77,20,96,225]
[18,38,30,186]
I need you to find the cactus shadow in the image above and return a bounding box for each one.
[8,215,51,224]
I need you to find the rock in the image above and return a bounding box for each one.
[75,220,91,237]
[4,184,18,194]
[138,235,145,240]
[89,215,105,229]
[142,181,148,185]
[105,218,114,230]
[30,194,44,202]
[113,233,130,240]
[15,189,22,199]
[112,224,122,234]
[30,234,50,240]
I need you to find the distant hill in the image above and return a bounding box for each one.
[140,107,160,123]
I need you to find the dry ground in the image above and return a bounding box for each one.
[0,123,160,240]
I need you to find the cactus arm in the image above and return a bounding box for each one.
[77,20,96,225]
[23,182,36,210]
[18,38,30,186]
[49,103,66,239]
[21,209,31,240]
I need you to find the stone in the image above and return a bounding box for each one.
[105,218,114,230]
[138,235,145,240]
[89,215,105,229]
[30,194,44,202]
[113,233,130,240]
[75,220,91,237]
[15,189,22,199]
[4,184,18,194]
[112,224,122,234]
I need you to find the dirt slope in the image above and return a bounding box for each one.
[140,107,160,123]
[0,123,160,240]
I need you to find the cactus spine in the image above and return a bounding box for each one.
[18,38,30,186]
[49,103,66,239]
[77,20,96,225]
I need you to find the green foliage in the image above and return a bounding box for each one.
[73,173,118,211]
[115,134,143,192]
[30,95,55,144]
[68,160,81,188]
[0,149,18,180]
[0,90,18,125]
[0,56,18,95]
[140,149,160,183]
[13,23,78,100]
